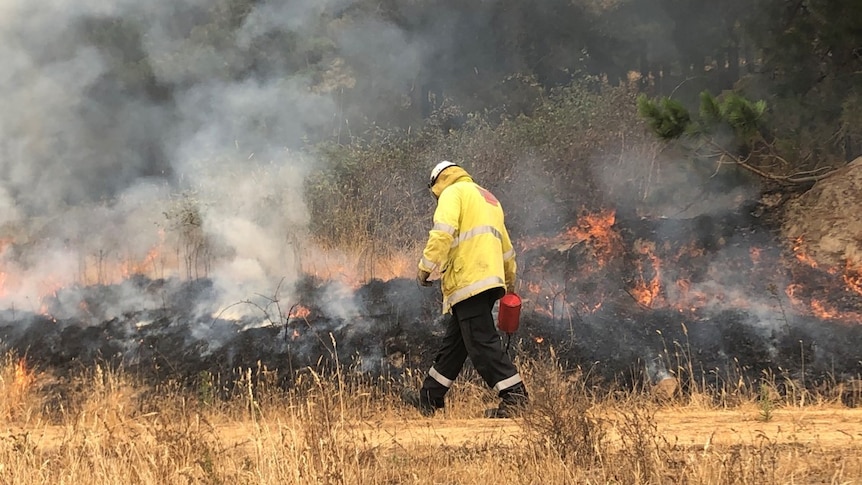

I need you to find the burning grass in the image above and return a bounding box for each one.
[2,350,862,484]
[3,199,862,483]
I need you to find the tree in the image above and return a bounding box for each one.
[739,0,862,163]
[638,91,838,186]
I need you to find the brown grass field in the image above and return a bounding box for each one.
[2,351,861,484]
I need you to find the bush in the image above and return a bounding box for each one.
[304,80,655,258]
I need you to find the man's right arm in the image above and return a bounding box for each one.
[501,225,517,293]
[418,191,459,274]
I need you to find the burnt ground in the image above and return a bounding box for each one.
[1,206,861,395]
[0,276,443,386]
[514,206,862,392]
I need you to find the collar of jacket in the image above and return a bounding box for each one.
[431,166,473,198]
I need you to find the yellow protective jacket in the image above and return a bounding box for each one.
[418,166,517,314]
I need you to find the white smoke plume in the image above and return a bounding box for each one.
[0,0,425,321]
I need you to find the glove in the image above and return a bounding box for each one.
[417,269,432,287]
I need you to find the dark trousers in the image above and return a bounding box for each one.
[420,288,527,408]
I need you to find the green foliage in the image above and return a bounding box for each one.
[639,91,766,145]
[738,0,862,164]
[635,90,814,184]
[637,95,691,140]
[758,382,774,422]
[698,91,723,126]
[720,93,767,141]
[197,371,215,406]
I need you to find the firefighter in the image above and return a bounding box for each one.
[402,161,528,418]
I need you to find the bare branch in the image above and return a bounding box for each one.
[698,139,842,186]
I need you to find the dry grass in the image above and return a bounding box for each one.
[1,350,861,484]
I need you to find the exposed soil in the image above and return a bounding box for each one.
[782,156,862,267]
[348,407,862,451]
[14,407,862,452]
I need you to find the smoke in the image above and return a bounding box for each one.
[0,0,428,324]
[4,0,853,387]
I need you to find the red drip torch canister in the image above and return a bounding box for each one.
[498,293,522,334]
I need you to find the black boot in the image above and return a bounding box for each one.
[485,384,529,419]
[400,388,437,417]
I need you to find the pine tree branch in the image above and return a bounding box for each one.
[703,139,840,185]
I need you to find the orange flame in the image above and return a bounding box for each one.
[673,279,708,312]
[122,245,162,279]
[519,209,620,264]
[809,299,839,320]
[844,263,862,297]
[289,305,311,319]
[792,237,819,268]
[562,209,619,266]
[303,248,415,289]
[785,283,801,300]
[11,358,35,397]
[631,240,662,307]
[37,277,64,315]
[789,239,862,320]
[785,282,862,321]
[581,300,603,314]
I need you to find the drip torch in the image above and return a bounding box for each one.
[497,292,522,352]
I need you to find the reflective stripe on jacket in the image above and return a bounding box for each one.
[418,166,517,313]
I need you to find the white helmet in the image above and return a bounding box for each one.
[428,161,458,188]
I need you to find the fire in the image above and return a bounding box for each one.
[517,213,862,322]
[12,358,34,393]
[581,300,603,313]
[785,282,862,321]
[809,299,840,320]
[673,279,708,312]
[561,209,619,266]
[792,236,819,268]
[79,241,173,286]
[787,238,862,320]
[0,236,9,297]
[122,245,162,279]
[844,263,862,297]
[1,228,177,310]
[785,283,801,300]
[37,276,64,315]
[310,264,365,289]
[288,305,311,319]
[2,356,35,418]
[302,247,415,289]
[631,239,662,308]
[519,208,620,265]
